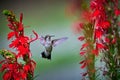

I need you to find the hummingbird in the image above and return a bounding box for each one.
[39,35,68,60]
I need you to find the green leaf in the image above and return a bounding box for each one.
[2,10,11,16]
[0,49,16,59]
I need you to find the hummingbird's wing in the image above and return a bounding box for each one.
[39,36,45,46]
[52,37,68,47]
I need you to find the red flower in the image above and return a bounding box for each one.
[92,49,98,56]
[78,36,85,41]
[18,36,29,45]
[0,61,25,80]
[21,71,27,79]
[92,10,101,18]
[115,9,120,16]
[80,51,86,56]
[7,31,15,40]
[8,23,15,30]
[20,13,23,23]
[90,0,107,10]
[0,63,7,72]
[96,43,105,49]
[1,10,37,80]
[3,71,12,80]
[9,38,19,48]
[24,64,30,72]
[18,22,24,31]
[80,43,89,50]
[17,45,29,56]
[0,58,36,80]
[9,36,30,57]
[94,29,103,39]
[80,60,87,69]
[98,21,110,29]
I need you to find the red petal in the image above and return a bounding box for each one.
[20,13,23,23]
[80,62,87,69]
[8,24,14,30]
[82,72,87,76]
[80,43,89,50]
[101,21,110,29]
[1,64,7,72]
[19,36,29,44]
[21,72,27,79]
[79,23,84,29]
[95,30,102,39]
[80,51,86,56]
[3,71,11,80]
[24,65,30,72]
[78,36,85,41]
[96,43,105,49]
[17,46,29,56]
[9,39,19,48]
[15,77,20,80]
[7,32,15,40]
[29,31,39,43]
[115,9,120,16]
[92,49,98,56]
[79,60,85,64]
[18,23,23,31]
[8,64,13,69]
[92,10,100,18]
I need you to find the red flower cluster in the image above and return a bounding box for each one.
[1,61,25,80]
[0,54,36,80]
[91,0,108,38]
[78,0,120,78]
[0,10,38,80]
[76,0,113,59]
[90,0,120,54]
[7,12,38,58]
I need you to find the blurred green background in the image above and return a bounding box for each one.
[0,0,83,80]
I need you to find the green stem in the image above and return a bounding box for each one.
[84,23,95,80]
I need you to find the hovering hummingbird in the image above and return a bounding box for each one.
[39,35,68,60]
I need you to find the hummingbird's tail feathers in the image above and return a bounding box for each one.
[41,51,46,58]
[41,51,51,60]
[47,54,51,60]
